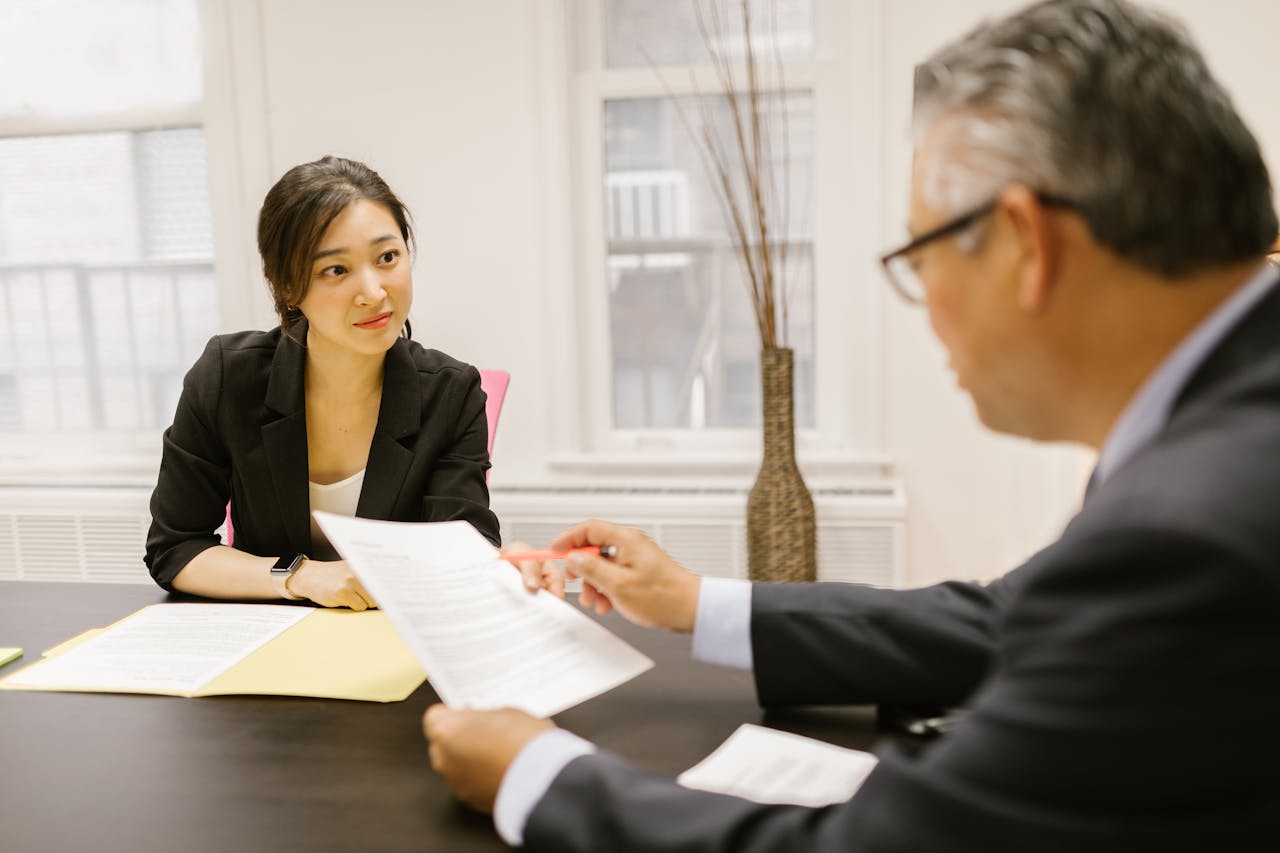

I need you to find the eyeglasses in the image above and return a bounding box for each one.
[880,192,1078,304]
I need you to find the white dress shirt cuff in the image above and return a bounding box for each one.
[691,576,754,670]
[493,728,596,846]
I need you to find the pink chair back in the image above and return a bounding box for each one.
[225,367,509,546]
[478,368,510,460]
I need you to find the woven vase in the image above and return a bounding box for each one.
[747,347,816,582]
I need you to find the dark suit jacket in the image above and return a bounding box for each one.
[145,322,501,589]
[525,281,1280,851]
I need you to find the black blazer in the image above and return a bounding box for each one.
[145,322,501,589]
[525,280,1280,851]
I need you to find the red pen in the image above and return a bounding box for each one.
[502,545,617,562]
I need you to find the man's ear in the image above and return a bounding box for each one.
[999,184,1057,312]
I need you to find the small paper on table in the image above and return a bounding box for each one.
[678,723,879,807]
[313,513,653,718]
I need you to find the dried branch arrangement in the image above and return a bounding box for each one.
[653,0,795,350]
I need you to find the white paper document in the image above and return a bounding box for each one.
[2,604,308,693]
[678,723,880,807]
[312,513,654,717]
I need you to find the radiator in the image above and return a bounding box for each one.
[0,484,906,587]
[0,487,155,583]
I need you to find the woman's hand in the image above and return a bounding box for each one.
[501,541,565,598]
[287,559,377,610]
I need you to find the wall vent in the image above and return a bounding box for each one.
[0,488,153,582]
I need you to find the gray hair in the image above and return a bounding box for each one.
[913,0,1276,277]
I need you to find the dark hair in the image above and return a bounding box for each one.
[913,0,1277,277]
[257,156,415,333]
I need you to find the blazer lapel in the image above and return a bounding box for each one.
[262,322,313,555]
[357,338,420,520]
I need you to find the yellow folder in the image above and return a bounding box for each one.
[0,606,425,702]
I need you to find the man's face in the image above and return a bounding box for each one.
[905,129,1046,438]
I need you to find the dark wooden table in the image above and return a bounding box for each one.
[0,581,891,852]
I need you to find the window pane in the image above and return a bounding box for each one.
[0,130,216,431]
[0,0,201,118]
[604,94,814,429]
[605,0,812,68]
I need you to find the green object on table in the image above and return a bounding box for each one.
[0,647,22,668]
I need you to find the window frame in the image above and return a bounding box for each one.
[561,0,887,473]
[0,0,254,485]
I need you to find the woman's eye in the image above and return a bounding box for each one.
[379,250,398,264]
[321,264,347,278]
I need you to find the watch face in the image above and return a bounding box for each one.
[272,554,302,573]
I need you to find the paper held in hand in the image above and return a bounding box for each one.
[312,512,654,718]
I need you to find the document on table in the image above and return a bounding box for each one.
[0,605,425,701]
[1,604,307,694]
[678,724,880,807]
[313,512,654,717]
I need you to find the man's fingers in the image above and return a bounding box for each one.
[518,561,542,591]
[547,521,591,552]
[578,581,614,616]
[423,703,451,735]
[545,565,565,599]
[568,553,621,592]
[500,541,549,593]
[548,518,619,552]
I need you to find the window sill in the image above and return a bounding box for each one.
[0,438,160,488]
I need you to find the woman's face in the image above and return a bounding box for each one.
[298,198,412,359]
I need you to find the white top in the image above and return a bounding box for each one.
[308,469,365,561]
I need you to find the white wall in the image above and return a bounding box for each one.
[202,0,1280,587]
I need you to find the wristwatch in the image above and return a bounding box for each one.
[271,553,307,600]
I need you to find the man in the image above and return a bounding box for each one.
[426,0,1280,849]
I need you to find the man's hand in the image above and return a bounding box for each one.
[551,519,701,632]
[288,559,376,610]
[423,705,555,813]
[501,541,565,598]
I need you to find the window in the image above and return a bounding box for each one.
[0,0,216,443]
[604,92,815,430]
[604,0,813,67]
[570,0,876,462]
[595,0,814,434]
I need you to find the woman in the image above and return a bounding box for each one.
[145,156,501,610]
